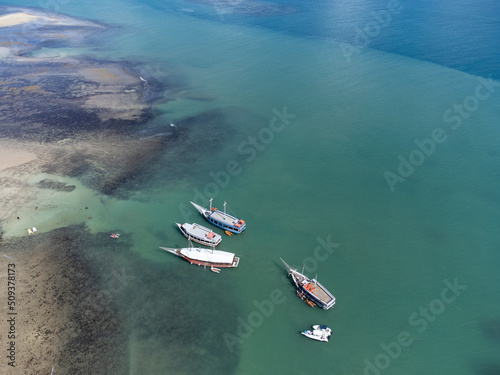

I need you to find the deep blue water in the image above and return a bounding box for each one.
[151,0,500,79]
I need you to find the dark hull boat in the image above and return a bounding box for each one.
[191,199,246,234]
[281,258,335,310]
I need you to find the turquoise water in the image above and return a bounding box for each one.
[3,0,500,373]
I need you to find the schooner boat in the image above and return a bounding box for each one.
[160,242,239,269]
[281,258,335,310]
[176,222,222,247]
[190,198,246,234]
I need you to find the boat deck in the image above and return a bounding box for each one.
[281,258,335,310]
[209,210,239,225]
[160,247,239,268]
[306,282,334,305]
[184,223,215,237]
[178,223,221,244]
[294,271,335,308]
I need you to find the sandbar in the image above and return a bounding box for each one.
[0,12,41,27]
[0,145,37,171]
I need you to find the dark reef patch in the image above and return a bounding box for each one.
[470,319,500,375]
[482,318,500,343]
[0,225,130,374]
[474,363,500,375]
[129,105,266,194]
[37,178,76,192]
[0,57,157,142]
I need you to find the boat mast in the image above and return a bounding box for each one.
[280,258,293,274]
[224,201,227,213]
[209,197,213,211]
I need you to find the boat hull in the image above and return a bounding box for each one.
[191,201,246,234]
[294,275,335,310]
[301,325,332,342]
[301,329,331,342]
[281,258,335,310]
[160,247,239,268]
[206,215,245,234]
[176,222,222,247]
[181,255,240,268]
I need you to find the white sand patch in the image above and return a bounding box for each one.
[0,12,41,27]
[0,46,10,59]
[0,146,37,171]
[0,10,101,29]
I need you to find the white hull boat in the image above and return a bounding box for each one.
[176,222,222,247]
[160,243,239,269]
[301,325,332,342]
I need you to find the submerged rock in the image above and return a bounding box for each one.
[37,179,76,192]
[0,58,155,141]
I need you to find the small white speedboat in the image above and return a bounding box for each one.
[301,325,332,342]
